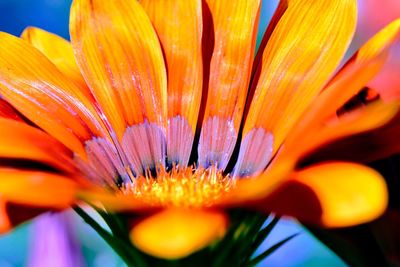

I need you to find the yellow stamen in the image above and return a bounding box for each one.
[121,165,234,207]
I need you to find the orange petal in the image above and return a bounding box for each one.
[252,0,289,76]
[262,162,388,227]
[332,18,400,86]
[0,168,78,208]
[363,19,400,102]
[70,0,167,140]
[285,19,400,148]
[0,197,11,233]
[217,158,294,207]
[242,0,357,160]
[0,118,76,173]
[286,100,398,161]
[0,97,23,121]
[244,0,290,118]
[141,0,203,166]
[0,32,107,158]
[198,0,261,169]
[130,208,228,259]
[21,27,88,92]
[77,188,156,212]
[305,112,400,163]
[315,18,400,123]
[369,64,400,102]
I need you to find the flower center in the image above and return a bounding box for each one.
[77,136,236,208]
[120,165,234,207]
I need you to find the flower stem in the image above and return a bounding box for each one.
[73,206,147,267]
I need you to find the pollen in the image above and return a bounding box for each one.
[120,165,235,208]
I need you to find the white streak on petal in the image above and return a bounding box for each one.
[234,128,274,177]
[167,115,194,167]
[75,137,131,186]
[198,116,237,170]
[122,121,166,175]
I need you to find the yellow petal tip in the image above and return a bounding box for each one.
[130,209,228,259]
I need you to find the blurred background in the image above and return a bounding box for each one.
[0,0,399,266]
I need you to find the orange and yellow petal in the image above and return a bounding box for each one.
[0,32,107,158]
[217,159,294,206]
[286,100,398,161]
[363,19,400,102]
[70,0,167,140]
[0,197,11,233]
[262,162,388,227]
[141,0,203,166]
[331,18,400,87]
[304,18,400,128]
[278,19,400,164]
[0,168,78,208]
[130,208,228,259]
[369,66,400,102]
[305,112,400,163]
[198,0,261,169]
[21,27,89,93]
[252,0,288,73]
[243,0,357,155]
[0,97,23,121]
[0,118,76,173]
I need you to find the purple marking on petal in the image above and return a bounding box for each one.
[198,116,237,170]
[75,137,131,186]
[167,115,194,167]
[28,213,85,267]
[234,128,274,178]
[122,120,166,175]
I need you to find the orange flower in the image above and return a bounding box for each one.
[0,0,399,259]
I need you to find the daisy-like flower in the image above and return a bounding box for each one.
[0,0,399,263]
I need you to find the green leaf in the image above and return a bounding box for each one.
[251,217,281,253]
[248,233,299,266]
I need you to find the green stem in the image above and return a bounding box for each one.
[74,207,148,267]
